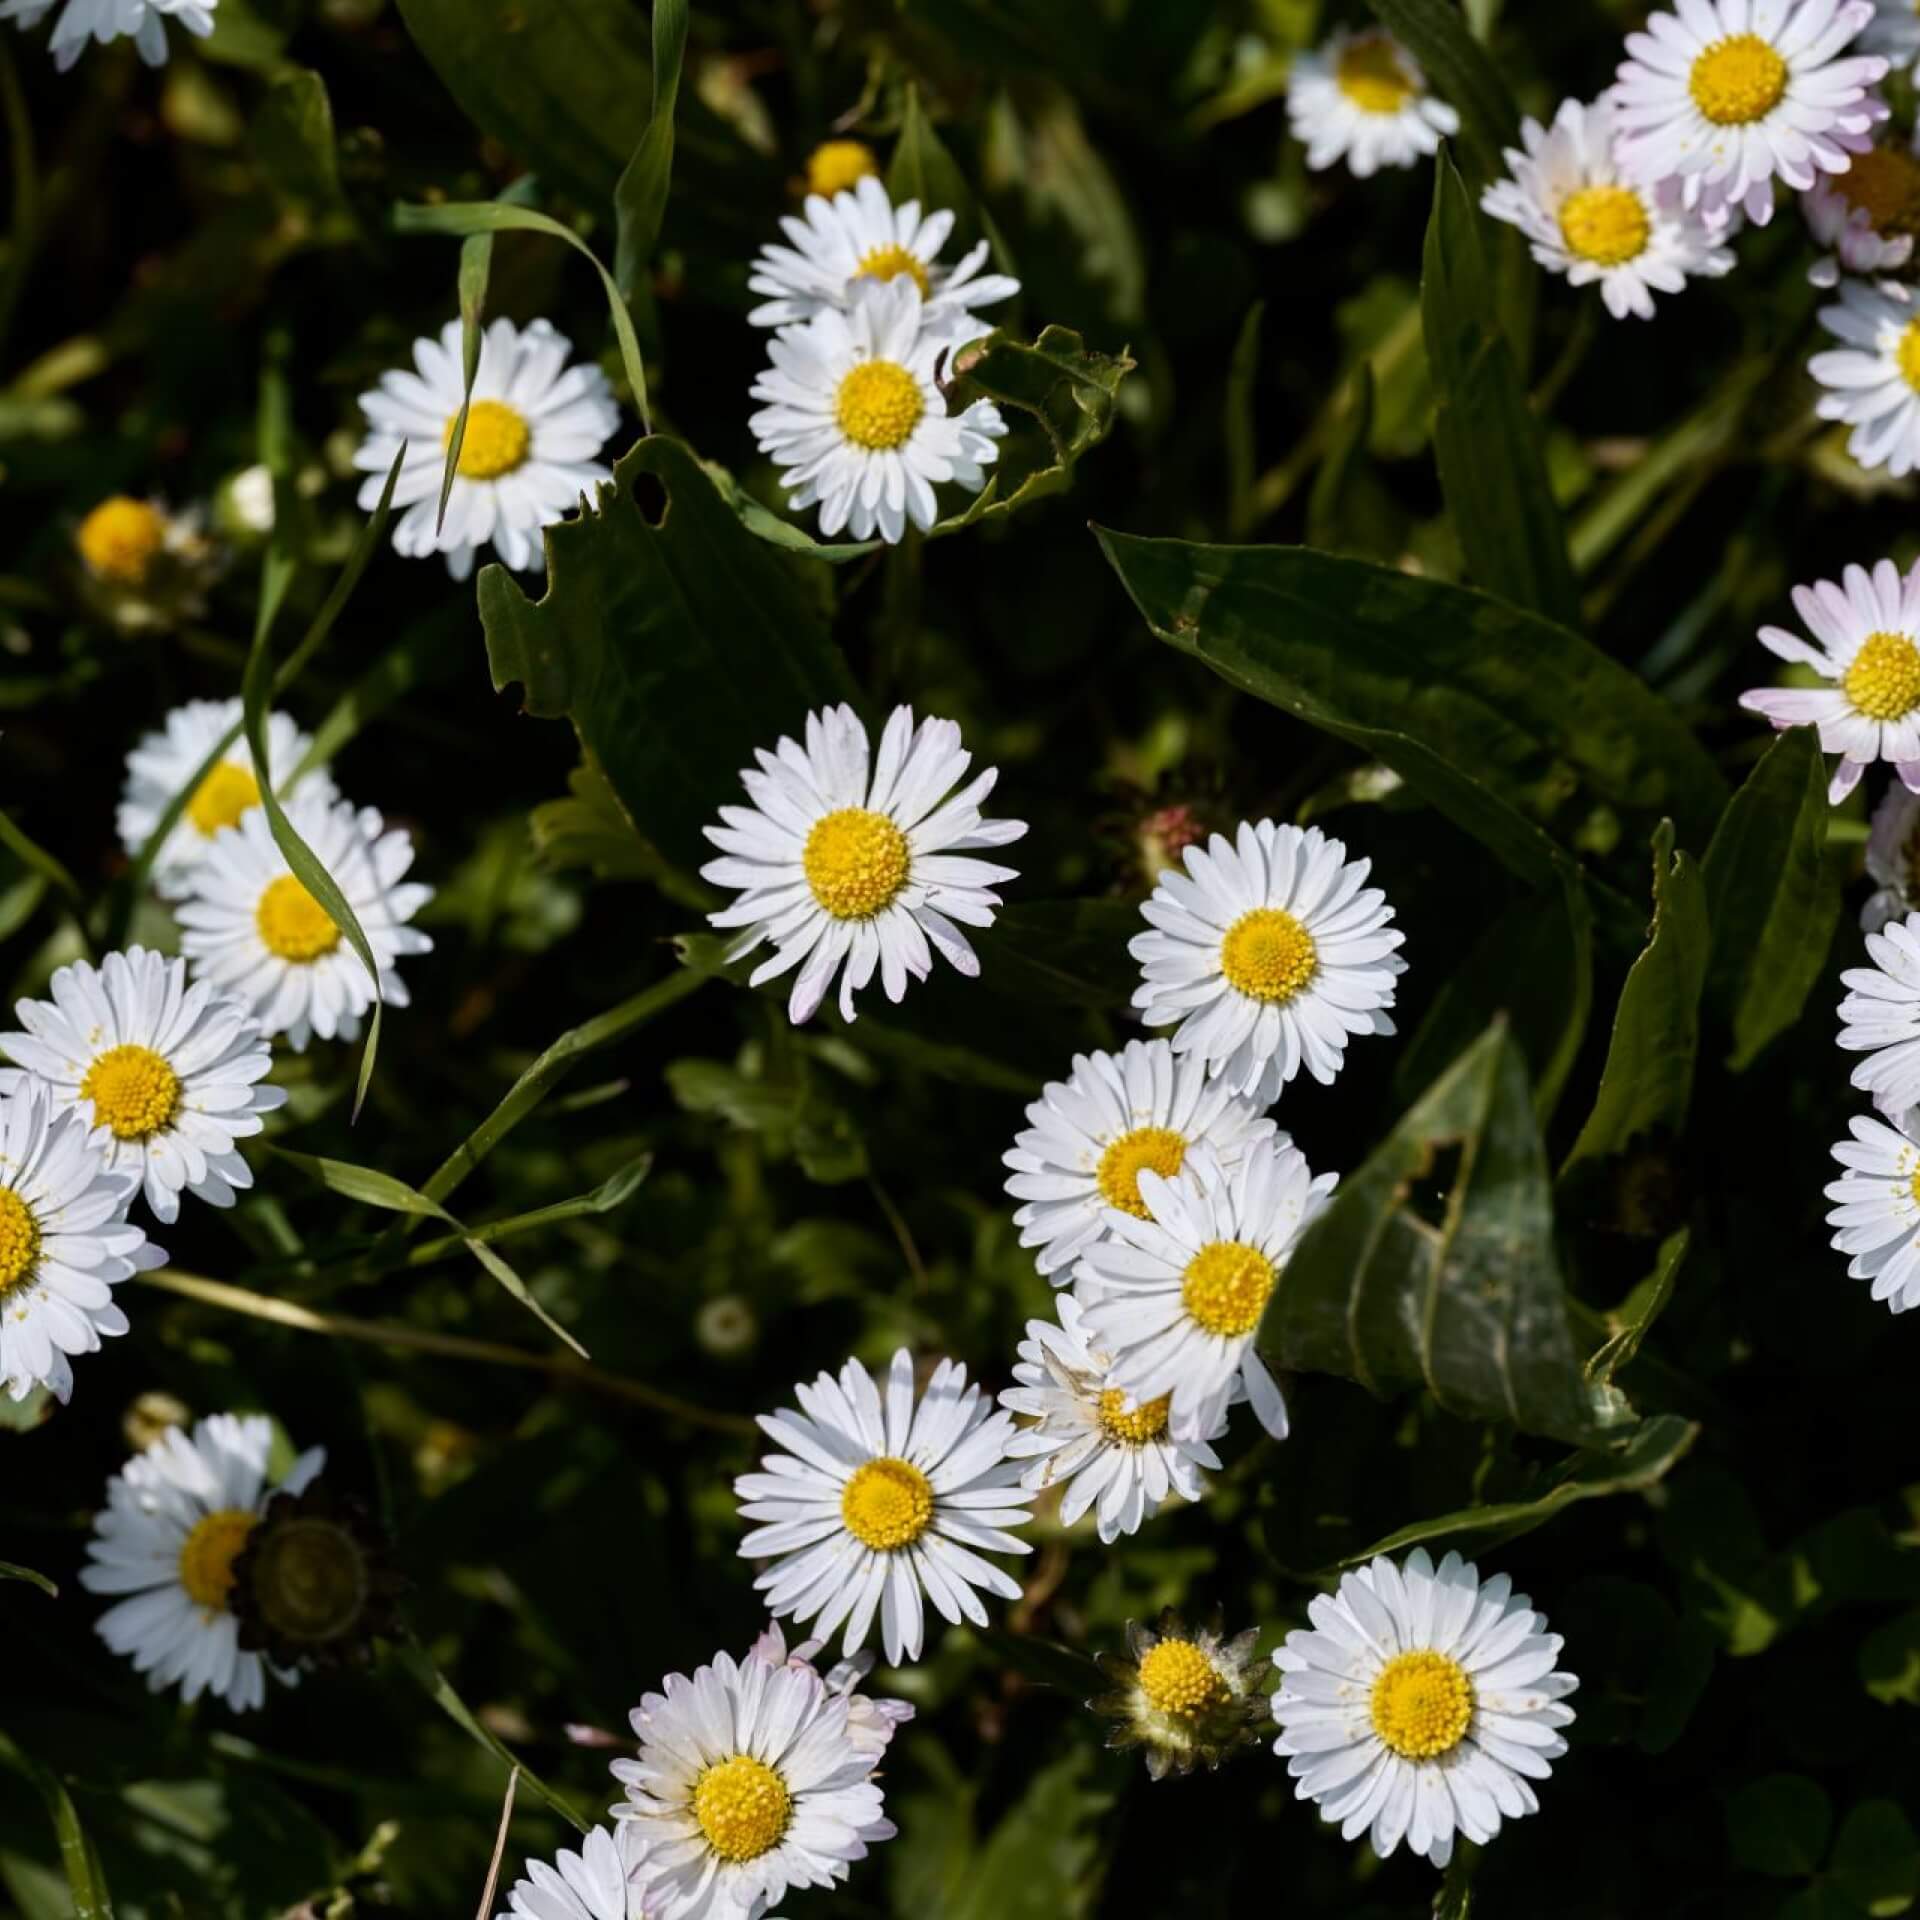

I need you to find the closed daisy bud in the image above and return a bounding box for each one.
[1088,1611,1266,1781]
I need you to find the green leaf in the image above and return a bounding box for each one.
[1726,1773,1833,1878]
[1304,359,1375,555]
[947,1746,1114,1920]
[1422,149,1578,627]
[1831,1801,1920,1917]
[1585,1228,1690,1388]
[0,1561,55,1597]
[613,0,689,297]
[0,808,83,915]
[1365,0,1519,182]
[0,1734,113,1918]
[1860,1609,1920,1706]
[478,435,857,875]
[889,85,979,248]
[1272,1021,1620,1444]
[1701,727,1843,1071]
[1561,822,1710,1177]
[1096,529,1727,882]
[665,1059,866,1184]
[1226,299,1264,539]
[251,68,349,221]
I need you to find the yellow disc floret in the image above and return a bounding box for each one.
[1095,1126,1188,1217]
[1834,145,1920,236]
[693,1755,792,1863]
[1369,1649,1475,1759]
[802,806,910,918]
[1908,1163,1920,1210]
[1557,185,1651,267]
[1137,1638,1230,1718]
[442,399,531,480]
[840,1455,934,1550]
[81,1044,182,1141]
[77,497,167,585]
[834,360,924,451]
[177,1509,259,1613]
[1335,34,1416,114]
[1180,1239,1277,1338]
[1219,907,1319,1004]
[0,1189,40,1296]
[807,139,878,199]
[1845,631,1920,721]
[257,874,342,962]
[1097,1389,1171,1446]
[856,242,932,299]
[1688,34,1788,126]
[1898,319,1920,397]
[187,761,262,839]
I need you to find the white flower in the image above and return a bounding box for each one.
[748,279,1005,544]
[78,1412,326,1713]
[733,1349,1034,1666]
[1000,1295,1228,1543]
[1,0,214,71]
[1737,558,1920,801]
[226,464,277,535]
[174,792,433,1052]
[700,701,1024,1025]
[747,175,1020,350]
[0,1077,162,1405]
[609,1645,890,1919]
[1838,910,1920,1114]
[1129,819,1405,1103]
[354,316,620,580]
[1286,28,1459,177]
[497,1825,647,1920]
[1808,276,1920,477]
[1801,128,1920,284]
[1073,1137,1336,1447]
[1611,0,1887,226]
[1863,782,1920,930]
[746,1621,915,1760]
[116,697,335,899]
[1859,0,1920,78]
[1271,1548,1578,1868]
[0,948,283,1225]
[1480,97,1735,320]
[1826,1109,1920,1310]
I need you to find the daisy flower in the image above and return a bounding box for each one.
[1271,1548,1579,1868]
[0,1077,162,1405]
[610,1645,890,1919]
[1480,97,1735,319]
[79,1412,326,1713]
[747,1621,915,1759]
[1862,782,1920,931]
[1088,1610,1268,1781]
[1737,558,1920,801]
[733,1348,1035,1666]
[174,792,433,1052]
[1838,910,1920,1114]
[1000,1295,1229,1543]
[1,0,213,70]
[1860,0,1920,79]
[117,696,335,899]
[803,138,878,200]
[1801,127,1920,284]
[1129,819,1405,1103]
[1003,1037,1282,1282]
[497,1825,647,1920]
[1611,0,1887,226]
[748,278,1005,544]
[1286,28,1460,177]
[748,174,1020,350]
[1825,1109,1920,1310]
[0,948,283,1224]
[354,316,620,580]
[700,701,1024,1025]
[1073,1136,1336,1447]
[1809,276,1920,477]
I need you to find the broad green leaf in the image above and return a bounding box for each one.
[0,1734,113,1918]
[1366,0,1519,182]
[251,68,350,223]
[1585,1228,1690,1388]
[0,1561,55,1597]
[1422,149,1578,627]
[977,901,1139,1007]
[1726,1773,1833,1878]
[478,435,857,875]
[613,0,689,296]
[1701,727,1843,1070]
[889,85,980,249]
[1095,530,1727,881]
[1271,1022,1620,1444]
[948,1746,1114,1920]
[1831,1801,1920,1916]
[530,759,712,902]
[1561,822,1710,1177]
[1304,359,1374,555]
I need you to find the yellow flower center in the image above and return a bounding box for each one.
[802,806,910,918]
[80,1044,182,1141]
[442,398,531,480]
[76,496,166,584]
[692,1755,792,1863]
[1181,1239,1276,1338]
[1095,1126,1188,1218]
[1335,35,1415,114]
[1909,1164,1920,1209]
[1557,184,1651,267]
[807,138,878,199]
[1688,34,1788,126]
[840,1455,934,1550]
[186,761,262,839]
[1845,631,1920,721]
[1834,145,1920,236]
[834,360,924,451]
[1137,1638,1230,1718]
[1369,1649,1475,1759]
[256,874,342,962]
[177,1508,259,1613]
[1898,318,1920,397]
[1219,907,1318,1003]
[856,242,932,299]
[1097,1388,1171,1446]
[0,1189,40,1296]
